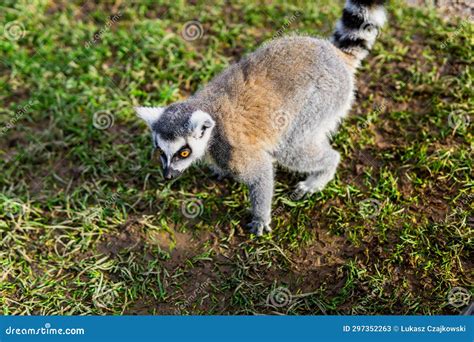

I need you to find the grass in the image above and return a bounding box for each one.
[0,0,472,315]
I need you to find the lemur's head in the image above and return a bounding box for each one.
[136,102,215,179]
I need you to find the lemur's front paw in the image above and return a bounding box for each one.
[211,169,228,181]
[208,165,229,181]
[246,219,272,236]
[211,171,223,180]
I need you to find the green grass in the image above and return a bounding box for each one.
[0,0,472,315]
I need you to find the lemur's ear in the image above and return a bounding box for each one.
[189,110,215,138]
[135,107,164,128]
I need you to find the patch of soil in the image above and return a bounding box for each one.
[267,229,363,301]
[148,228,212,270]
[98,219,209,263]
[98,220,145,256]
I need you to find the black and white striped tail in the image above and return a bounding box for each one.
[332,0,387,62]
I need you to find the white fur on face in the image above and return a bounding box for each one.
[188,110,215,158]
[153,132,185,167]
[153,133,206,172]
[186,134,210,163]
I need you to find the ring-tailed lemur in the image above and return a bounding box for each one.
[136,0,387,235]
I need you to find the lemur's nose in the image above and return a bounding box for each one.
[163,167,172,179]
[163,167,180,180]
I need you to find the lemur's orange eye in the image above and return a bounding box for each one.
[179,149,191,158]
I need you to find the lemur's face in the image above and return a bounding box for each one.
[135,105,215,179]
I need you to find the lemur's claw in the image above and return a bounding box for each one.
[293,182,312,200]
[246,220,272,236]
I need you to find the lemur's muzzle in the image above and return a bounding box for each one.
[163,166,182,180]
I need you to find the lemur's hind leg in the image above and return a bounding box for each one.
[276,139,340,196]
[295,147,340,195]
